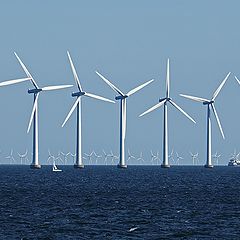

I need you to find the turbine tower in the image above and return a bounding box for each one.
[62,51,115,169]
[96,71,154,168]
[180,72,231,168]
[140,59,196,168]
[14,52,73,169]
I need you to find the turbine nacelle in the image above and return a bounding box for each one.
[115,95,128,100]
[72,91,85,97]
[159,97,171,103]
[28,88,42,94]
[203,100,214,105]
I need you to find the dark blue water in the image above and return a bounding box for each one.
[0,166,239,239]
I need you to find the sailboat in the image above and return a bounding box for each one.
[52,160,62,172]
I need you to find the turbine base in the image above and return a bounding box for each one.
[117,164,127,169]
[74,164,84,169]
[30,164,41,169]
[161,164,170,168]
[204,164,214,168]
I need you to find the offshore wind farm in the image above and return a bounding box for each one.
[1,1,240,239]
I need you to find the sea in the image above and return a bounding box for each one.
[0,165,239,239]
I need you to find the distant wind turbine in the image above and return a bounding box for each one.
[96,71,154,168]
[180,72,231,168]
[140,59,196,168]
[190,152,199,165]
[62,51,115,168]
[17,150,28,165]
[175,152,183,165]
[14,52,73,169]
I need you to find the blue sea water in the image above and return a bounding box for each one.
[0,166,239,239]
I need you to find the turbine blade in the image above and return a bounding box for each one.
[235,76,240,85]
[169,100,196,123]
[211,104,225,139]
[84,92,115,103]
[27,93,39,133]
[166,58,170,98]
[14,52,39,89]
[139,100,166,117]
[122,98,127,139]
[212,72,231,101]
[180,94,209,103]
[67,51,83,91]
[95,71,124,96]
[42,85,73,91]
[127,79,154,96]
[62,97,80,127]
[0,77,30,87]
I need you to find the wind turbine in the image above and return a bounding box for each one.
[212,152,221,166]
[14,52,73,169]
[140,59,196,168]
[6,149,15,164]
[137,152,144,165]
[127,149,135,164]
[17,150,28,165]
[96,71,154,168]
[92,151,102,165]
[175,152,183,165]
[47,150,55,165]
[62,51,114,169]
[102,150,110,165]
[190,152,199,165]
[180,72,231,168]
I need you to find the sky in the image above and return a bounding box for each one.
[0,0,239,165]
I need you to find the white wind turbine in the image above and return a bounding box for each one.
[180,72,231,168]
[17,150,28,165]
[140,59,196,168]
[175,152,183,165]
[127,149,135,164]
[14,52,73,169]
[6,149,15,164]
[212,152,221,166]
[96,71,154,168]
[62,52,115,169]
[190,152,199,165]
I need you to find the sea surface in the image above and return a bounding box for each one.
[0,166,239,239]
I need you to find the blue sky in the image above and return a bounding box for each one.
[0,0,239,165]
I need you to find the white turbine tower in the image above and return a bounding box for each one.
[96,71,154,168]
[180,72,231,168]
[140,59,196,168]
[62,52,115,169]
[14,52,73,169]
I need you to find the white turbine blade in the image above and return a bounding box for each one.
[14,52,39,89]
[180,94,209,103]
[84,92,115,103]
[122,98,127,139]
[127,79,154,96]
[95,71,124,96]
[0,77,30,87]
[42,85,73,91]
[166,58,170,98]
[27,93,39,133]
[211,104,225,139]
[67,51,83,91]
[169,100,196,124]
[212,72,231,101]
[62,97,80,127]
[139,100,166,117]
[235,76,240,85]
